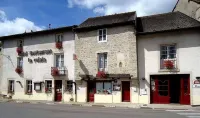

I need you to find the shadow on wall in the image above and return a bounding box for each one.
[79,60,89,75]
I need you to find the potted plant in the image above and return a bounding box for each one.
[15,67,23,74]
[96,71,106,78]
[55,42,62,49]
[164,60,174,69]
[16,47,23,54]
[52,68,59,76]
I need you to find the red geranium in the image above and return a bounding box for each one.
[52,68,59,76]
[164,60,174,69]
[16,47,23,54]
[55,42,62,49]
[96,71,106,78]
[15,67,23,74]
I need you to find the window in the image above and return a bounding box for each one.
[65,80,73,92]
[55,54,64,67]
[8,80,14,94]
[17,39,23,47]
[26,80,32,94]
[34,82,42,91]
[96,82,112,94]
[160,44,176,59]
[17,57,23,68]
[98,29,107,42]
[56,34,63,42]
[160,44,177,69]
[45,80,52,93]
[98,53,107,70]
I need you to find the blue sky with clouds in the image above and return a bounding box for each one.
[0,0,178,36]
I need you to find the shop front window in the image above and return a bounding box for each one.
[96,82,112,94]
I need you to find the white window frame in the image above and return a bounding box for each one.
[26,80,32,94]
[160,44,177,69]
[45,80,52,93]
[55,34,63,42]
[8,80,15,94]
[98,53,107,71]
[55,53,64,68]
[17,57,23,68]
[98,29,107,42]
[65,80,73,93]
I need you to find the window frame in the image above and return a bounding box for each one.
[55,53,64,68]
[45,80,52,93]
[55,34,63,43]
[26,80,32,94]
[17,39,23,48]
[17,57,23,68]
[65,80,73,93]
[96,81,112,94]
[8,80,15,94]
[97,53,107,71]
[98,29,107,42]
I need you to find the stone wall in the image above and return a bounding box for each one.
[75,25,137,80]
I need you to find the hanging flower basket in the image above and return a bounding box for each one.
[55,42,62,49]
[51,68,59,76]
[15,67,23,74]
[16,47,23,54]
[96,71,106,78]
[164,60,174,69]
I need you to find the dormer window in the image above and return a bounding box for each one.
[98,29,107,42]
[55,34,63,49]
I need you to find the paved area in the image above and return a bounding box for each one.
[166,109,200,118]
[0,102,192,118]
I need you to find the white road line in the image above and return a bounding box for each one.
[166,110,195,112]
[187,116,200,118]
[177,113,200,115]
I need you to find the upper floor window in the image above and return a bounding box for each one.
[26,80,32,94]
[17,39,23,47]
[98,29,107,42]
[17,57,23,68]
[8,80,14,94]
[160,44,176,59]
[160,44,177,69]
[55,54,64,67]
[56,34,63,43]
[98,53,107,70]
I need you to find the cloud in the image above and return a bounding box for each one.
[67,0,178,16]
[0,10,44,36]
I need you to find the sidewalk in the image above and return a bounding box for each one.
[1,98,199,110]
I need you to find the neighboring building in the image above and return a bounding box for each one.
[137,11,200,105]
[0,26,76,102]
[74,12,138,103]
[173,0,200,21]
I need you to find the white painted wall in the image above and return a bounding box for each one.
[138,30,200,105]
[1,31,75,101]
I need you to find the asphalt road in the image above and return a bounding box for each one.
[0,102,197,118]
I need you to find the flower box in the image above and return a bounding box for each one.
[16,47,23,54]
[55,42,62,49]
[96,71,106,78]
[164,60,174,69]
[51,68,59,76]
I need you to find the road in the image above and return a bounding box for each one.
[0,102,199,118]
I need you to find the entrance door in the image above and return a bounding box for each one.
[122,81,130,102]
[180,75,190,105]
[87,81,96,102]
[55,80,62,102]
[151,76,170,104]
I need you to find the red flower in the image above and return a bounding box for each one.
[16,47,23,54]
[52,68,59,76]
[96,71,106,78]
[164,60,174,69]
[55,42,62,49]
[15,67,23,74]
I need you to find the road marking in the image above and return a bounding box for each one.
[166,109,194,112]
[187,116,200,118]
[177,113,200,115]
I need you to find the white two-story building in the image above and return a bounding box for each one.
[0,26,77,102]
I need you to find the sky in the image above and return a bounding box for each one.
[0,0,178,36]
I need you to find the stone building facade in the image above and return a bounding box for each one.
[74,12,139,103]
